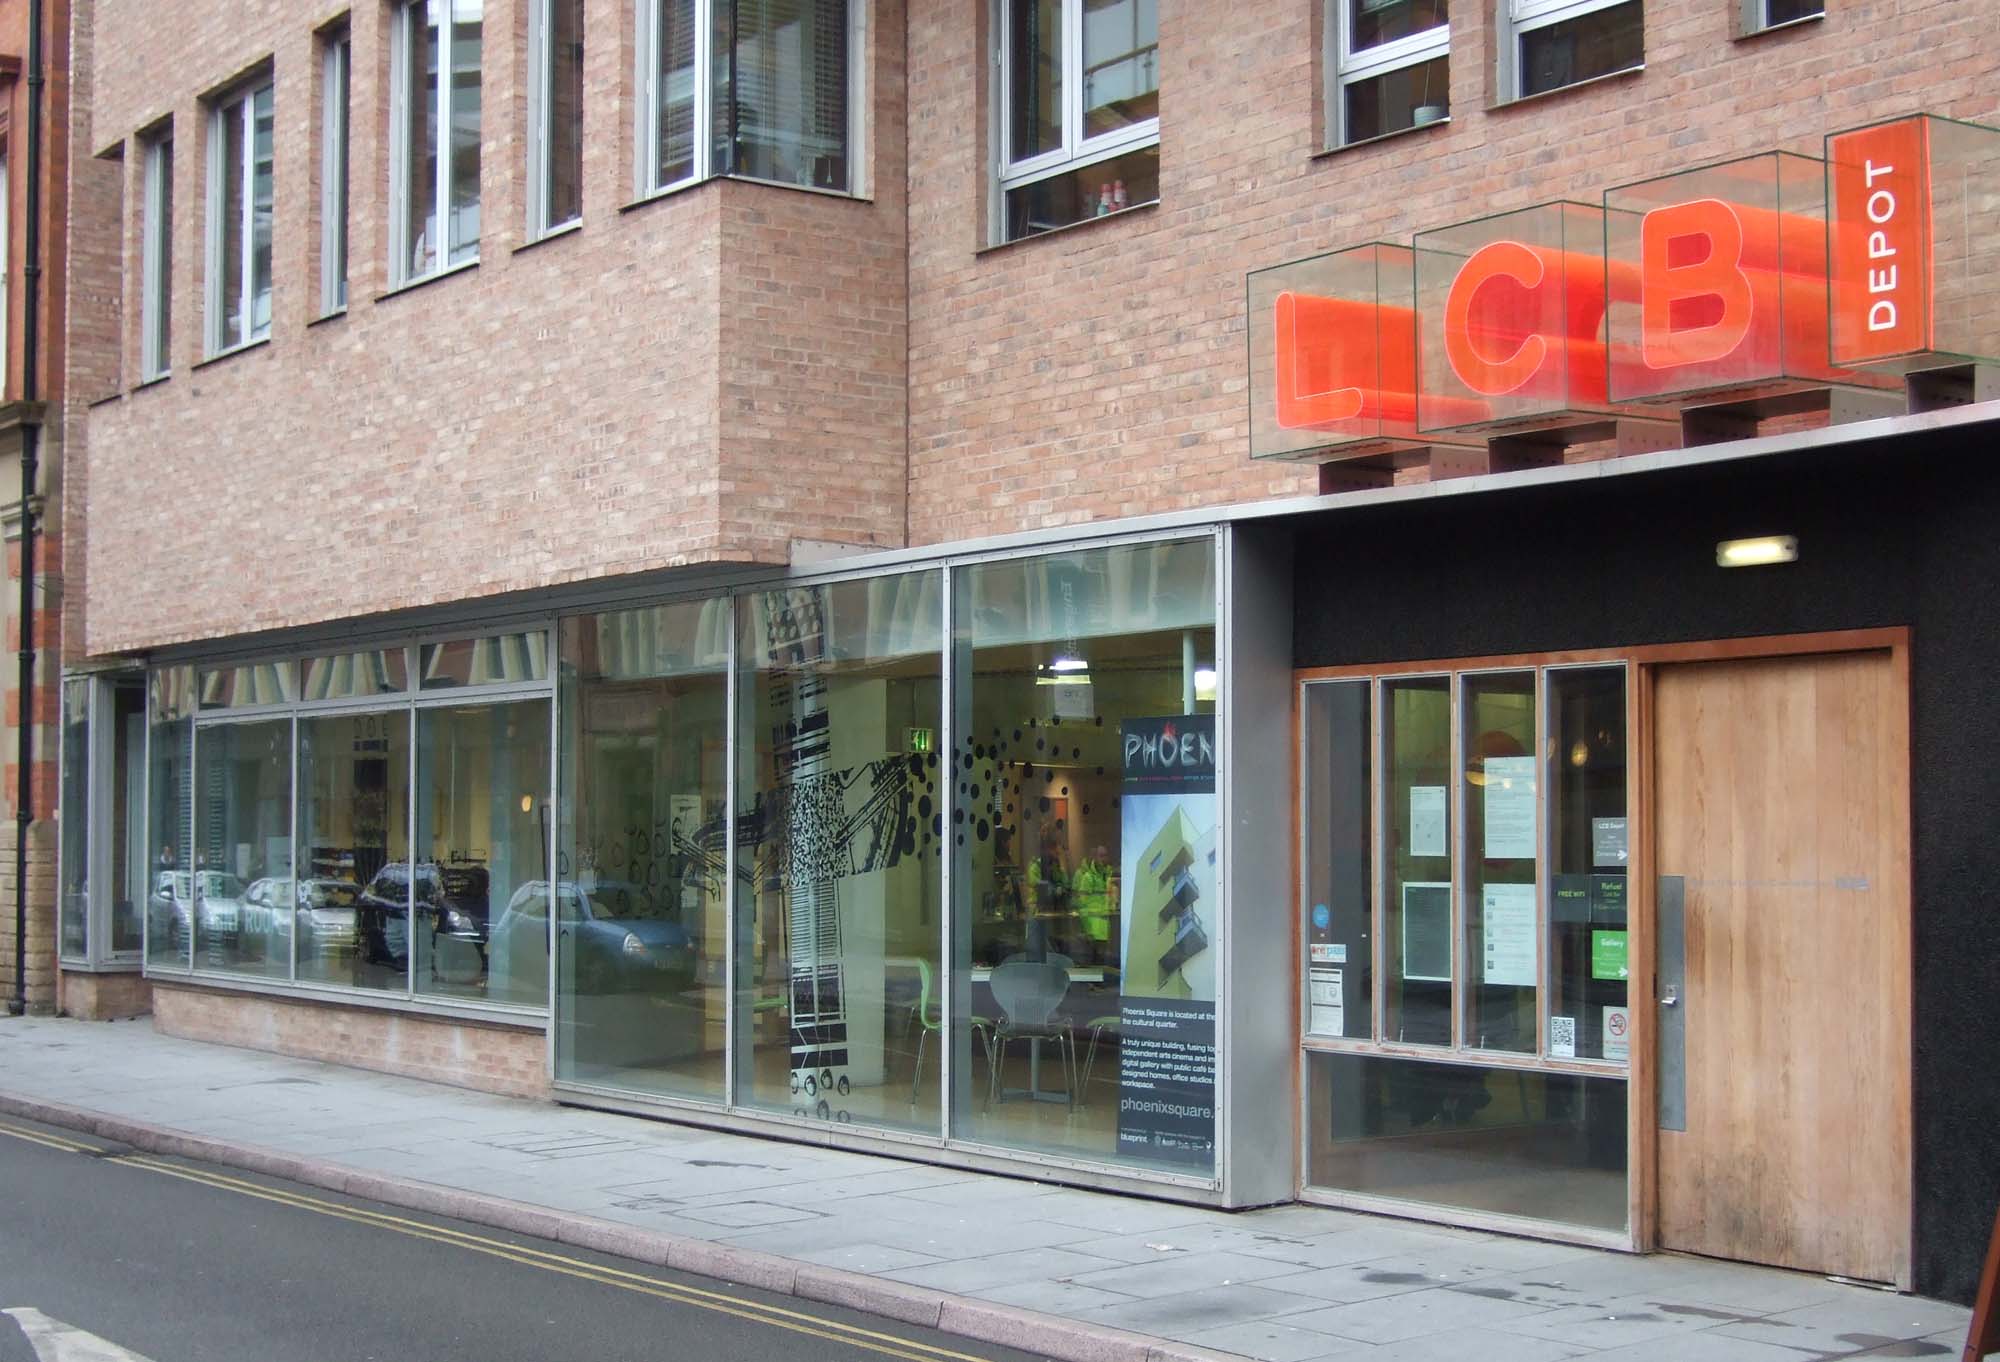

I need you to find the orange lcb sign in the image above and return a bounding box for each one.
[1827,118,1933,364]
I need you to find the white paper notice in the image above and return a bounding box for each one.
[1410,785,1447,858]
[1309,967,1344,1036]
[1481,882,1537,987]
[1483,756,1536,859]
[1549,1015,1577,1059]
[1602,1005,1631,1061]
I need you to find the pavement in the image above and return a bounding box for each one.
[0,1016,1974,1362]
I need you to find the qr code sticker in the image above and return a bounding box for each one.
[1549,1015,1577,1058]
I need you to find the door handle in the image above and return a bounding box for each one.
[1660,984,1680,1007]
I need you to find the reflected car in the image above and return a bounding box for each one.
[292,878,363,955]
[490,880,696,997]
[191,871,249,947]
[354,863,419,968]
[241,877,298,952]
[423,864,492,983]
[147,871,193,953]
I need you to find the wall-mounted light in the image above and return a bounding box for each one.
[1716,535,1798,568]
[1194,667,1218,703]
[520,794,534,814]
[1035,656,1092,686]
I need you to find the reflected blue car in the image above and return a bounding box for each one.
[491,880,697,998]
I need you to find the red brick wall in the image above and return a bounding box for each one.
[74,0,908,656]
[902,0,2000,545]
[152,981,549,1099]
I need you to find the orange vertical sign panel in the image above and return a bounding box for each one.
[1828,118,1932,363]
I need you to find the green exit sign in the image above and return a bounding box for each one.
[906,727,935,755]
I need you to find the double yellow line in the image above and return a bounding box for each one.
[0,1121,997,1362]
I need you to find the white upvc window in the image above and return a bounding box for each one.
[636,0,862,198]
[1328,0,1450,147]
[526,0,583,236]
[389,0,482,286]
[205,78,275,356]
[994,0,1159,242]
[1501,0,1641,100]
[140,133,173,381]
[321,31,351,313]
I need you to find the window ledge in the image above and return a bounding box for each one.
[1315,116,1452,161]
[1735,10,1823,40]
[1492,62,1644,112]
[623,172,866,216]
[131,372,171,395]
[192,335,271,372]
[86,389,124,410]
[308,305,349,329]
[59,958,143,974]
[977,199,1160,258]
[515,219,583,254]
[375,255,480,303]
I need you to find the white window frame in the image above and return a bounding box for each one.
[526,0,581,235]
[140,133,173,381]
[634,0,867,199]
[1500,0,1641,101]
[1327,0,1451,147]
[389,0,481,287]
[993,0,1160,228]
[321,31,351,313]
[205,78,275,357]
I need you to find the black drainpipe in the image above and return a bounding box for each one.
[10,0,44,1016]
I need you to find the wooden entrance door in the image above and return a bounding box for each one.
[1652,648,1911,1286]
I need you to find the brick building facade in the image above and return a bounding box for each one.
[44,0,2000,1307]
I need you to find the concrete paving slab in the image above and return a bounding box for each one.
[1356,1324,1593,1361]
[1280,1285,1558,1344]
[1180,1318,1374,1361]
[1080,1284,1336,1336]
[1066,1251,1323,1299]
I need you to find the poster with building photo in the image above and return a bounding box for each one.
[1116,715,1218,1168]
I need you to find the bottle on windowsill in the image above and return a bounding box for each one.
[1112,179,1128,211]
[1095,182,1112,216]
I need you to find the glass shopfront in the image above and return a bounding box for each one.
[141,535,1227,1185]
[144,635,556,1011]
[1299,662,1631,1235]
[551,535,1224,1180]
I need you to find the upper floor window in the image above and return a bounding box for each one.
[996,0,1158,242]
[527,0,583,235]
[321,28,351,313]
[637,0,858,198]
[1329,0,1449,146]
[1743,0,1820,31]
[391,0,482,285]
[141,131,174,381]
[1502,0,1641,99]
[206,78,275,355]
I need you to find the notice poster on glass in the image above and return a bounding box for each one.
[1481,881,1537,987]
[1409,785,1447,858]
[1117,714,1218,1169]
[1308,966,1344,1036]
[1483,756,1537,859]
[1401,881,1453,982]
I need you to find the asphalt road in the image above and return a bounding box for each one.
[0,1114,1050,1362]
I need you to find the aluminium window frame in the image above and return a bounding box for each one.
[204,77,275,357]
[139,131,173,381]
[320,29,351,314]
[1740,0,1822,34]
[526,0,582,236]
[635,0,868,201]
[1326,0,1451,148]
[388,0,482,288]
[992,0,1161,230]
[1497,0,1641,102]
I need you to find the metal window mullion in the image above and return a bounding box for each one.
[204,107,223,354]
[239,94,255,342]
[1535,669,1550,1058]
[1450,673,1465,1052]
[722,591,739,1109]
[288,714,300,983]
[1369,676,1385,1043]
[544,672,559,1048]
[389,8,409,280]
[639,0,655,190]
[405,704,418,998]
[1061,0,1082,163]
[436,9,453,264]
[701,0,719,180]
[1342,26,1450,78]
[528,0,547,234]
[936,568,954,1142]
